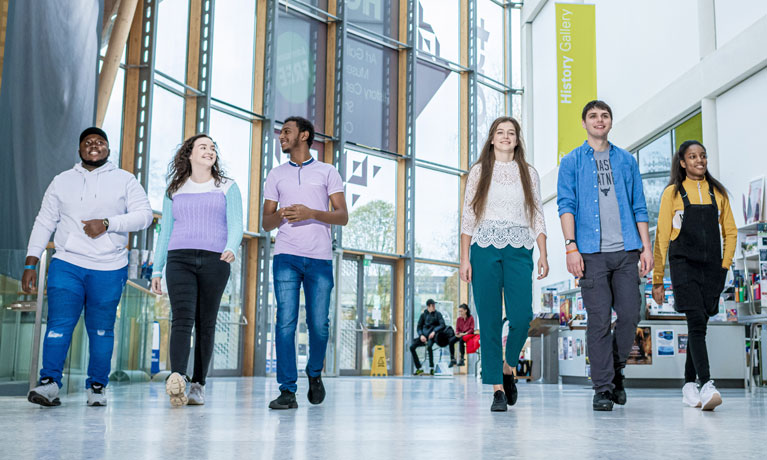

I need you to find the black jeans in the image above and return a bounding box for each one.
[165,249,230,385]
[580,251,642,393]
[684,308,711,383]
[410,337,435,369]
[448,336,465,360]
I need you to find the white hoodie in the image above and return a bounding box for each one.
[26,162,154,270]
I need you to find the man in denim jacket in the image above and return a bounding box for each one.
[557,100,654,411]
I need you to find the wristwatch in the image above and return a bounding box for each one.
[565,239,576,247]
[103,218,110,230]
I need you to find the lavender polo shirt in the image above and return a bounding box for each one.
[264,158,344,260]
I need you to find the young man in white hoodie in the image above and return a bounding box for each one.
[21,127,153,407]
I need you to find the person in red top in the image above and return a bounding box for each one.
[449,304,476,367]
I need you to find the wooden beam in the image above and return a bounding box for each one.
[96,0,140,127]
[242,239,259,376]
[119,0,144,173]
[459,0,471,310]
[324,0,338,165]
[394,258,405,375]
[0,0,8,93]
[183,0,202,139]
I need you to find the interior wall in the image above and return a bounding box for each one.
[714,0,767,47]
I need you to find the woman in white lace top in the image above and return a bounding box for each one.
[459,116,549,412]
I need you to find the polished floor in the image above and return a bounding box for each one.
[1,376,766,459]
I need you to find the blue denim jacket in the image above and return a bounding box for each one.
[557,141,649,254]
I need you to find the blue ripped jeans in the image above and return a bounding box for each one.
[40,258,127,388]
[273,254,334,393]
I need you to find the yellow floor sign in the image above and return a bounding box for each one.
[370,345,388,377]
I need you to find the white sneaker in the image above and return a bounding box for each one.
[86,385,107,406]
[699,380,722,411]
[166,372,188,407]
[682,382,701,407]
[27,379,61,407]
[187,382,205,405]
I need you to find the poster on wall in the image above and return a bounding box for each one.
[568,337,575,360]
[558,337,564,360]
[745,177,764,224]
[627,327,652,365]
[678,334,688,354]
[555,3,597,163]
[657,330,675,357]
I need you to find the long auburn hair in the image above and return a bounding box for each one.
[470,117,538,224]
[166,134,228,199]
[669,140,728,198]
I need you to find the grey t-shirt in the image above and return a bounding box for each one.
[593,149,624,252]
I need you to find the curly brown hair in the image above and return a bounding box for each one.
[165,134,229,199]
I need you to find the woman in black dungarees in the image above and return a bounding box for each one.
[652,140,737,411]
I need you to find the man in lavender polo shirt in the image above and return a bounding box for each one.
[262,116,348,410]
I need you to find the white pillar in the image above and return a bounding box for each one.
[698,0,717,58]
[701,97,719,177]
[522,21,534,164]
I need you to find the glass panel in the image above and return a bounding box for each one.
[417,0,460,63]
[416,63,460,167]
[343,36,398,151]
[512,93,522,120]
[511,7,522,88]
[361,262,392,370]
[155,0,189,80]
[211,0,256,108]
[643,177,668,229]
[477,83,506,146]
[415,167,460,261]
[103,66,124,168]
[414,263,460,333]
[477,0,505,83]
[147,86,185,212]
[347,0,399,39]
[339,259,359,370]
[638,132,672,174]
[342,149,397,254]
[213,244,244,370]
[274,11,327,129]
[208,109,252,224]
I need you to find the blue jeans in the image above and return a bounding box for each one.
[273,254,334,393]
[41,259,128,388]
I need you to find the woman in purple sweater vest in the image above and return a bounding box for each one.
[151,134,243,407]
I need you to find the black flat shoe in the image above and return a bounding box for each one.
[269,390,298,410]
[593,391,614,411]
[307,375,326,405]
[491,390,508,412]
[503,373,518,406]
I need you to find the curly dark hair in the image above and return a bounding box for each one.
[165,134,229,199]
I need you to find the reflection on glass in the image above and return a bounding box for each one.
[343,36,398,151]
[339,259,358,370]
[214,244,244,370]
[644,176,669,229]
[211,0,256,108]
[415,167,460,261]
[155,0,189,80]
[347,0,399,39]
[274,11,327,128]
[414,263,459,334]
[362,263,392,370]
[415,63,460,167]
[342,149,397,253]
[208,109,252,224]
[147,86,185,212]
[638,133,672,174]
[477,0,504,83]
[417,0,460,63]
[511,8,522,88]
[103,66,124,167]
[477,83,506,145]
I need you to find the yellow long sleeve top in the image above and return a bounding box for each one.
[652,177,737,285]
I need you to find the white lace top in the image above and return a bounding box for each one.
[461,160,546,249]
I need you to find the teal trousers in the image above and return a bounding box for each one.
[470,244,534,385]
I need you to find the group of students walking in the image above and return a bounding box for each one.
[21,102,733,414]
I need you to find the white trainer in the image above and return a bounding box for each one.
[27,380,61,407]
[699,380,722,411]
[682,382,701,408]
[187,382,205,405]
[86,385,107,406]
[166,372,188,407]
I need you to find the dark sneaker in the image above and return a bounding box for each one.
[593,391,615,411]
[458,358,465,366]
[27,378,61,407]
[307,375,325,405]
[269,390,298,410]
[413,368,424,376]
[491,390,508,412]
[503,374,518,406]
[611,369,626,405]
[449,359,457,368]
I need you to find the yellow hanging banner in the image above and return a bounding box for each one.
[556,3,597,164]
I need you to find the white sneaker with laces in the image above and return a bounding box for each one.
[699,380,722,411]
[682,382,701,407]
[27,380,61,407]
[86,385,107,406]
[166,372,188,407]
[187,382,205,406]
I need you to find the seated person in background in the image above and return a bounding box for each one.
[410,299,446,375]
[449,303,475,367]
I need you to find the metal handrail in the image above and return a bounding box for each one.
[28,250,48,390]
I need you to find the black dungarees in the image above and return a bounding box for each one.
[668,185,728,316]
